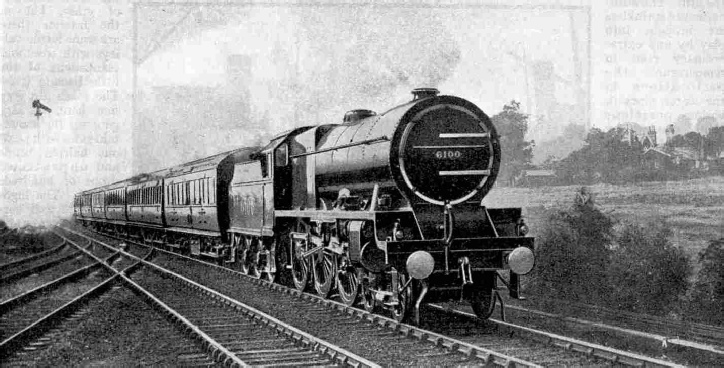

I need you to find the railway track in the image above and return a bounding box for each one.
[1,231,219,366]
[58,228,384,367]
[505,297,724,350]
[66,227,544,366]
[425,304,686,367]
[0,237,66,274]
[67,226,690,367]
[1,236,222,367]
[465,297,724,366]
[0,241,82,284]
[0,239,117,360]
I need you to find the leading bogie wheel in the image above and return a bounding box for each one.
[391,272,412,323]
[470,286,496,320]
[361,272,378,313]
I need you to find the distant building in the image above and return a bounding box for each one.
[641,126,657,149]
[669,147,707,170]
[642,147,671,170]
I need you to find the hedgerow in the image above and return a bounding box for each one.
[688,238,724,325]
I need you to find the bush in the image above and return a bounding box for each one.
[606,221,691,316]
[528,187,693,318]
[688,238,724,325]
[531,204,614,304]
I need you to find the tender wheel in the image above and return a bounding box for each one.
[239,236,251,274]
[391,272,412,323]
[470,286,496,320]
[180,239,190,256]
[336,256,360,306]
[247,237,262,279]
[262,239,277,283]
[313,250,336,297]
[291,236,310,291]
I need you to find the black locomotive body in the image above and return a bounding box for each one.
[74,89,534,323]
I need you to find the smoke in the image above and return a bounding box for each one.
[532,123,587,165]
[136,7,461,172]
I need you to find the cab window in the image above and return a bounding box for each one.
[275,143,288,167]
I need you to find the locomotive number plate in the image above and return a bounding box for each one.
[434,150,462,159]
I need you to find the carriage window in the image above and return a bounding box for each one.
[275,143,288,167]
[210,178,216,204]
[199,179,205,204]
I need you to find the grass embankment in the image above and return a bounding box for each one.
[483,176,724,262]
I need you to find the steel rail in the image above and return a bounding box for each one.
[258,280,541,367]
[0,263,105,313]
[0,240,67,273]
[65,226,542,368]
[0,249,89,284]
[0,237,121,359]
[0,276,118,359]
[62,227,381,368]
[428,304,685,368]
[503,302,724,357]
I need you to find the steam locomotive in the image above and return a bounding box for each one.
[74,88,535,323]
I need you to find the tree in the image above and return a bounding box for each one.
[554,127,644,184]
[673,114,692,134]
[490,101,534,185]
[696,116,719,135]
[706,126,724,158]
[531,191,614,304]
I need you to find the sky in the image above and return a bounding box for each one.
[1,0,722,227]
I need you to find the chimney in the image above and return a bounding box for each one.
[665,124,675,143]
[647,126,657,147]
[411,88,440,100]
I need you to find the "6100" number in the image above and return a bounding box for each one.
[435,150,462,159]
